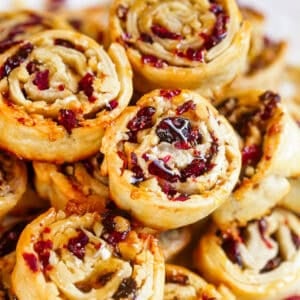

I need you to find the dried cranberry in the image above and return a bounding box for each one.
[141,54,165,68]
[23,253,39,272]
[148,159,179,183]
[58,109,78,133]
[159,89,181,99]
[259,91,280,120]
[106,99,119,111]
[176,100,196,115]
[0,40,22,54]
[258,218,273,249]
[139,33,153,43]
[210,3,224,14]
[113,278,137,299]
[242,144,262,167]
[151,24,182,40]
[102,212,130,247]
[180,158,210,181]
[130,153,144,184]
[0,221,27,257]
[67,230,89,260]
[166,273,189,285]
[58,84,65,91]
[33,69,50,90]
[78,73,95,102]
[159,180,177,198]
[292,232,300,249]
[156,117,191,144]
[0,43,33,79]
[26,61,39,74]
[127,106,156,142]
[260,256,281,273]
[176,48,205,62]
[172,194,190,201]
[117,5,128,21]
[69,18,82,30]
[174,141,191,150]
[33,240,53,271]
[221,234,243,267]
[285,296,300,300]
[54,38,75,49]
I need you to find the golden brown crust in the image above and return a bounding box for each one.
[0,30,132,163]
[101,89,241,230]
[213,90,300,227]
[12,208,165,300]
[109,0,251,96]
[195,208,300,300]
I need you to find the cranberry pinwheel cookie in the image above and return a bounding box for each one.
[196,208,300,300]
[109,0,251,96]
[0,151,27,219]
[0,29,132,163]
[0,10,71,55]
[158,227,192,261]
[213,90,300,227]
[12,208,165,300]
[33,153,109,211]
[101,89,241,230]
[164,264,235,300]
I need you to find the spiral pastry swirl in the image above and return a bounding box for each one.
[213,90,300,226]
[0,151,27,219]
[0,29,132,162]
[109,0,251,95]
[101,89,241,230]
[33,152,109,211]
[0,10,71,54]
[195,208,300,300]
[164,264,233,300]
[12,208,165,300]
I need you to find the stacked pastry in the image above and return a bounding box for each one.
[0,1,299,299]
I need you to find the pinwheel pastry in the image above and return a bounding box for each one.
[12,208,165,300]
[0,151,27,219]
[33,152,109,211]
[195,208,300,300]
[213,90,300,227]
[59,5,110,47]
[164,264,235,300]
[0,10,71,54]
[109,0,251,96]
[279,65,300,122]
[101,89,241,230]
[158,227,192,261]
[0,29,132,163]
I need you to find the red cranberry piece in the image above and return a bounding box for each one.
[26,61,39,74]
[176,100,196,115]
[210,3,224,14]
[285,296,300,300]
[176,48,205,62]
[69,18,82,30]
[67,229,89,260]
[166,273,189,285]
[127,106,156,142]
[159,180,177,198]
[58,109,78,134]
[54,38,75,49]
[260,256,281,273]
[23,252,39,272]
[156,117,191,144]
[180,158,210,181]
[259,91,280,120]
[141,54,165,68]
[106,99,119,111]
[139,33,153,44]
[242,144,262,167]
[0,221,28,257]
[151,24,182,40]
[78,72,95,102]
[34,240,53,271]
[258,218,273,249]
[148,159,179,183]
[58,84,65,91]
[130,152,144,184]
[113,278,137,299]
[292,232,300,249]
[33,69,50,90]
[159,89,181,99]
[221,233,243,267]
[0,43,34,79]
[0,40,22,54]
[117,5,128,21]
[172,194,190,201]
[174,141,191,150]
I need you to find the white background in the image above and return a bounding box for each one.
[1,0,299,64]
